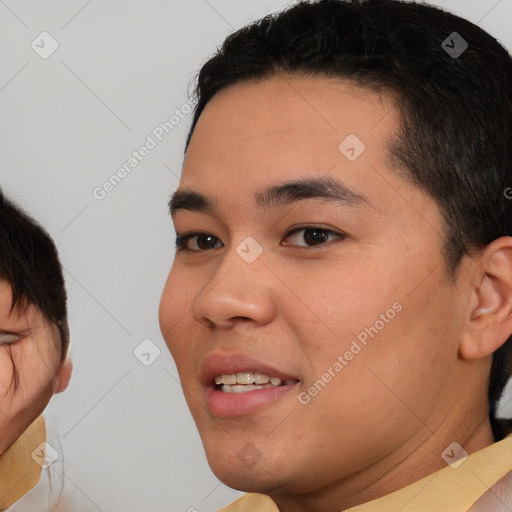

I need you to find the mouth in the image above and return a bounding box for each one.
[202,354,300,417]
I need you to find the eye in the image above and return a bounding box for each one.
[175,225,346,252]
[282,225,346,247]
[175,232,223,252]
[0,332,21,345]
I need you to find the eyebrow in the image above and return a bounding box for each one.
[169,177,371,218]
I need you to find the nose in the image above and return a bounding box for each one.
[192,247,277,329]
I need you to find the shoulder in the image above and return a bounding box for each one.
[469,470,512,511]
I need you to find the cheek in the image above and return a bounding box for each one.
[325,271,460,425]
[14,339,62,392]
[284,260,449,412]
[282,260,397,357]
[159,267,195,361]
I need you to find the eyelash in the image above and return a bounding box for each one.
[174,224,347,252]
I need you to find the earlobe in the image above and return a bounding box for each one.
[54,358,73,394]
[460,238,512,361]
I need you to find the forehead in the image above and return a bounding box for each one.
[0,279,45,328]
[183,75,399,191]
[0,280,15,317]
[179,76,408,215]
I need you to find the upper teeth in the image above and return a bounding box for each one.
[215,373,282,386]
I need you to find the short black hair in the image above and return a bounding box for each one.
[185,0,512,439]
[0,191,69,358]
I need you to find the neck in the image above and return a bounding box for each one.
[270,417,494,512]
[0,416,45,509]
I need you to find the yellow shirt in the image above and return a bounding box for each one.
[218,434,512,512]
[0,416,45,509]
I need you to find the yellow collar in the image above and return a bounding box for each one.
[218,434,512,512]
[0,416,45,508]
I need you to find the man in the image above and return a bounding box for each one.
[159,0,512,510]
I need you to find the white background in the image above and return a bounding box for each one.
[2,1,512,510]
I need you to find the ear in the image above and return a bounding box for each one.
[460,237,512,360]
[54,358,73,394]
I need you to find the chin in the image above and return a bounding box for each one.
[201,437,288,494]
[209,460,279,494]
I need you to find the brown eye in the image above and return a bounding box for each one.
[175,233,223,251]
[282,226,346,247]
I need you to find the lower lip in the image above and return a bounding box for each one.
[205,383,298,418]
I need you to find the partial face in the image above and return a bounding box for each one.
[0,281,64,454]
[159,76,471,497]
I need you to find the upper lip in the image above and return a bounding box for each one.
[201,352,300,386]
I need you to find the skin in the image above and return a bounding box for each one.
[0,279,71,456]
[159,75,511,511]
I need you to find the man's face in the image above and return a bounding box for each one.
[0,281,63,454]
[159,76,472,496]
